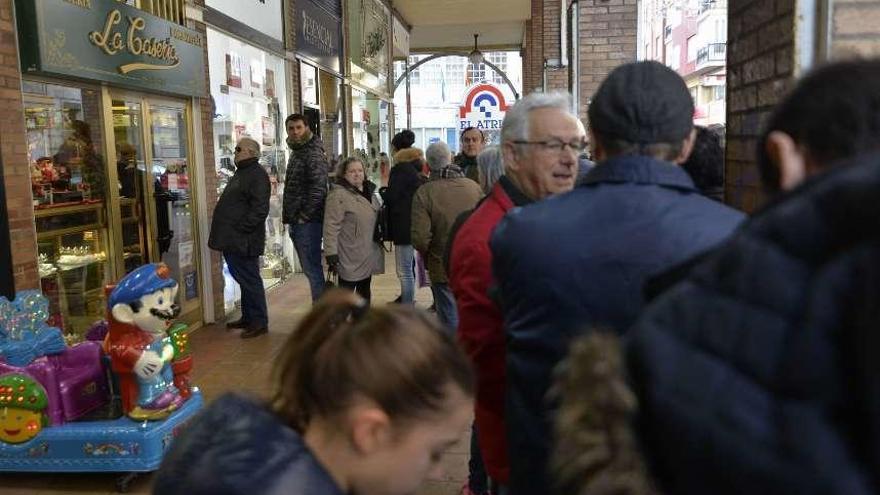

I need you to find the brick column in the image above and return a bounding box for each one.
[576,0,637,123]
[1,0,38,290]
[284,0,301,113]
[188,0,225,320]
[544,0,568,91]
[724,0,795,212]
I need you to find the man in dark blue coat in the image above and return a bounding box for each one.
[626,59,880,495]
[489,61,744,495]
[209,137,271,338]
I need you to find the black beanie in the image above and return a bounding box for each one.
[588,61,694,144]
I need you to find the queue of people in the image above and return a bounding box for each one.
[183,57,880,495]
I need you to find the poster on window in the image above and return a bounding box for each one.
[226,53,243,88]
[265,68,276,98]
[250,60,264,89]
[262,116,275,146]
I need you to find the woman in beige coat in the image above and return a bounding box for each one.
[323,157,384,302]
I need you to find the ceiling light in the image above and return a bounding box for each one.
[468,34,484,65]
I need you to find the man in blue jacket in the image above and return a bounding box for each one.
[489,61,744,495]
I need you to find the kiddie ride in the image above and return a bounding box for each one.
[0,264,203,492]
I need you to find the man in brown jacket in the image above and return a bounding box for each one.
[411,141,482,331]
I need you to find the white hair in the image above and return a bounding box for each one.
[425,141,451,171]
[476,146,504,194]
[501,91,575,143]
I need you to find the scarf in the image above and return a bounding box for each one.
[434,164,466,180]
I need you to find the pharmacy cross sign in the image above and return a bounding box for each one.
[458,83,510,131]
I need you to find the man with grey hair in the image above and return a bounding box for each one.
[447,90,584,493]
[411,141,482,330]
[209,137,271,338]
[491,61,744,495]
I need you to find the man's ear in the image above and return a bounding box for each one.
[349,406,392,455]
[765,130,807,190]
[111,303,136,324]
[502,141,521,173]
[673,128,698,164]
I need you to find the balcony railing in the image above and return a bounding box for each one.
[117,0,186,25]
[698,0,727,15]
[696,43,726,66]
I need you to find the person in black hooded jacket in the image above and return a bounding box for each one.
[625,59,880,495]
[385,144,425,304]
[209,137,271,338]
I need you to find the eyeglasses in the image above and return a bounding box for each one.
[511,139,588,154]
[234,146,242,152]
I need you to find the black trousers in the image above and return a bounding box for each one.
[224,253,268,327]
[339,276,372,303]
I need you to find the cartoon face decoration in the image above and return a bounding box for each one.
[0,374,48,444]
[109,264,180,338]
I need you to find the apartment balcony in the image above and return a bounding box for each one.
[698,0,728,15]
[695,42,726,74]
[117,0,186,25]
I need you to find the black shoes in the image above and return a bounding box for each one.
[226,318,248,329]
[240,325,268,339]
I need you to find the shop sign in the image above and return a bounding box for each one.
[392,17,409,59]
[349,0,390,90]
[296,0,342,74]
[205,0,284,42]
[16,0,207,97]
[458,84,510,131]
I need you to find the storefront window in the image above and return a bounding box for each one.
[23,81,109,337]
[206,28,290,313]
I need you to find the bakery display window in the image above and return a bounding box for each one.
[23,81,109,337]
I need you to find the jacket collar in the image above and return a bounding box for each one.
[336,178,376,199]
[581,155,697,192]
[498,175,532,207]
[234,157,260,170]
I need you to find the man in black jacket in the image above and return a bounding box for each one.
[209,137,271,338]
[282,114,330,302]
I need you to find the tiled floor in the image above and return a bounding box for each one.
[0,256,469,494]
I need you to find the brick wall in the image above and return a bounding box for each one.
[284,0,301,113]
[188,0,225,320]
[524,0,545,93]
[543,0,569,91]
[0,0,38,290]
[576,0,637,123]
[830,1,880,58]
[724,0,795,212]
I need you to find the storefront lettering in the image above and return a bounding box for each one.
[63,0,91,9]
[302,10,333,55]
[88,10,181,74]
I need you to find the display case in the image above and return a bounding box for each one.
[35,204,109,337]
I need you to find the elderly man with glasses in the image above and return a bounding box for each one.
[489,61,745,495]
[209,137,272,339]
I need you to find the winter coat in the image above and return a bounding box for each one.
[454,152,481,183]
[490,155,745,495]
[385,148,425,245]
[152,394,344,495]
[208,157,271,256]
[448,176,531,484]
[323,180,385,281]
[282,134,329,224]
[411,174,483,284]
[626,155,880,495]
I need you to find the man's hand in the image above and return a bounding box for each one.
[133,351,164,379]
[326,254,339,274]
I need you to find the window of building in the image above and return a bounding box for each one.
[714,85,726,101]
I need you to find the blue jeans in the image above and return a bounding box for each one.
[224,253,268,327]
[290,222,324,302]
[430,283,458,331]
[394,245,415,304]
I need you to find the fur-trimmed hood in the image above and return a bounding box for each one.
[393,147,424,164]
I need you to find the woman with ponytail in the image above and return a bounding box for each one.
[153,290,474,495]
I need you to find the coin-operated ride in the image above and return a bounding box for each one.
[0,264,203,492]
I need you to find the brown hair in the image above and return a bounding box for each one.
[335,156,364,179]
[271,290,474,432]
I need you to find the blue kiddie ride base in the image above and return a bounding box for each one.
[0,390,202,473]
